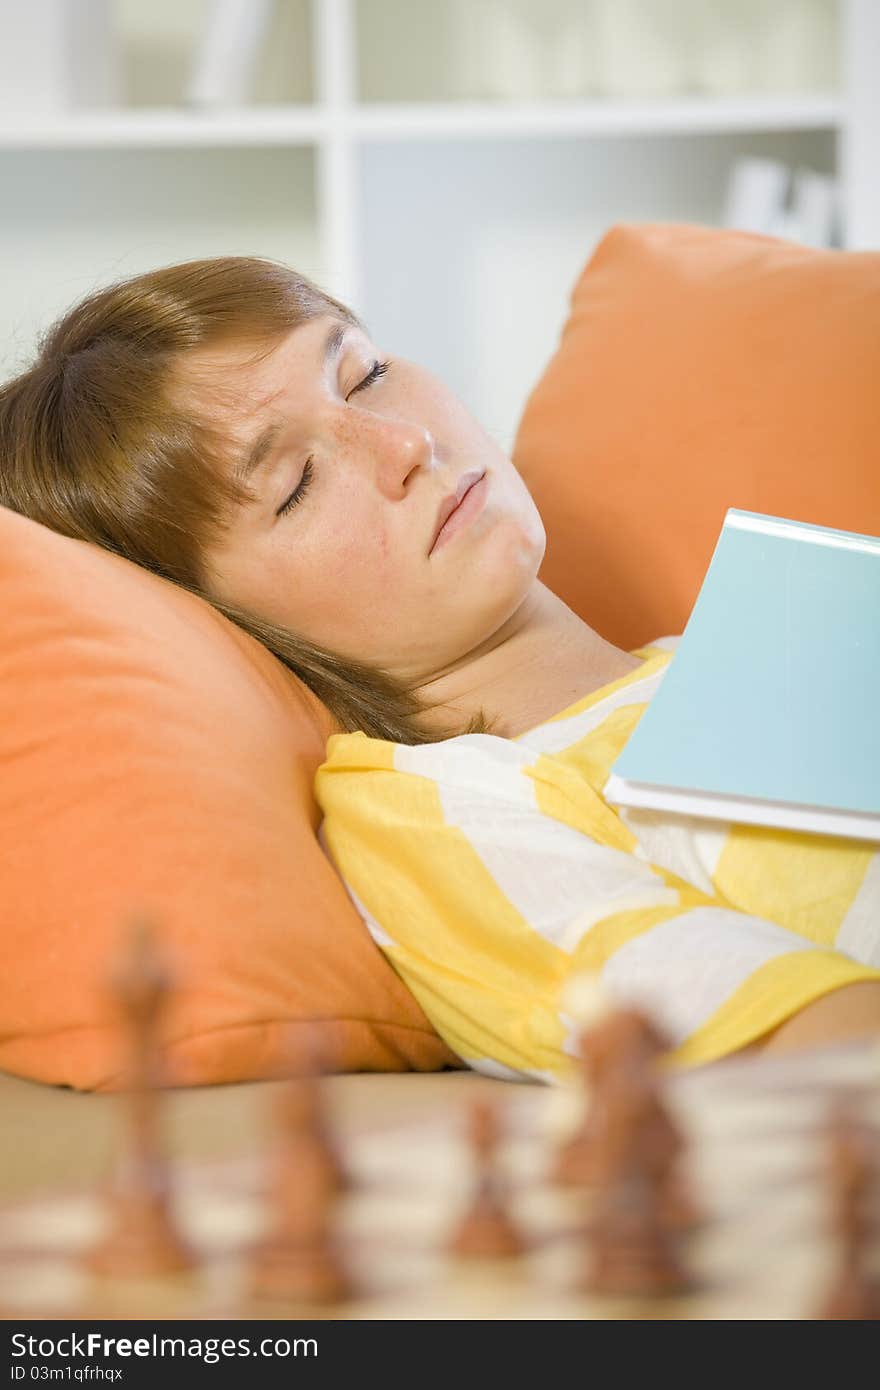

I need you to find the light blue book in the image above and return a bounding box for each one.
[603,509,880,843]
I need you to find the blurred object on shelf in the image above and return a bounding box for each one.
[553,1,601,99]
[250,0,313,106]
[777,170,842,248]
[688,0,839,96]
[722,157,791,235]
[590,0,693,98]
[185,0,275,108]
[689,0,762,95]
[593,0,840,99]
[116,0,205,108]
[723,156,841,249]
[753,0,840,93]
[116,0,310,109]
[0,0,121,112]
[448,0,841,104]
[448,0,600,101]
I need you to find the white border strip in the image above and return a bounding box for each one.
[603,774,880,844]
[726,511,880,557]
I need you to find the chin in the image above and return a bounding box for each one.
[529,508,547,564]
[467,520,544,621]
[495,501,546,572]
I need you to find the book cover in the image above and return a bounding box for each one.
[604,508,880,843]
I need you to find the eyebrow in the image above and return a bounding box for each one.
[234,319,352,487]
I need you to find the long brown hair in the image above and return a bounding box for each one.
[0,256,496,743]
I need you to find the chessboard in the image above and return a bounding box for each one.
[1,1042,878,1321]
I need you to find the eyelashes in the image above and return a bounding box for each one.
[349,357,391,396]
[276,358,392,518]
[277,457,314,517]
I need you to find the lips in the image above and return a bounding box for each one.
[429,469,486,554]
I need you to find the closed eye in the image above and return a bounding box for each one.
[276,358,393,517]
[348,357,391,397]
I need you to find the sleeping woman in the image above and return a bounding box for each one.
[1,254,878,1081]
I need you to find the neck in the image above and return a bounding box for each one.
[412,581,644,739]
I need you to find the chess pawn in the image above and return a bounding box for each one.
[579,1057,691,1298]
[553,1006,670,1189]
[595,1060,699,1237]
[658,1152,700,1236]
[250,1076,350,1305]
[813,1107,880,1320]
[589,1039,689,1209]
[448,1099,526,1259]
[85,918,193,1279]
[552,1025,606,1187]
[585,1170,689,1298]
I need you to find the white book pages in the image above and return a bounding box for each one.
[790,169,841,248]
[722,157,791,235]
[603,774,880,845]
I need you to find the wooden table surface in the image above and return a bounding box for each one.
[2,1051,878,1321]
[0,1067,512,1200]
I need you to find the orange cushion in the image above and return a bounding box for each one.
[513,223,880,651]
[0,504,459,1090]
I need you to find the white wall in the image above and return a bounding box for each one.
[0,0,843,449]
[0,0,317,380]
[359,129,835,453]
[0,147,317,380]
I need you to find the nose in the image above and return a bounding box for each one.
[370,418,436,497]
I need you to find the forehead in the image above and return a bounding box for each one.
[186,313,364,411]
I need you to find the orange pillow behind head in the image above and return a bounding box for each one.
[0,504,458,1089]
[513,223,880,650]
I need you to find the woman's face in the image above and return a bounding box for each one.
[196,313,545,682]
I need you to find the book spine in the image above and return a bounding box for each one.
[0,0,119,112]
[185,0,275,108]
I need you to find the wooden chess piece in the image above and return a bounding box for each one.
[579,1041,691,1297]
[249,1070,351,1305]
[655,1119,700,1235]
[285,1031,348,1197]
[552,1023,607,1187]
[592,1028,699,1236]
[813,1106,880,1320]
[448,1098,526,1258]
[554,1006,671,1189]
[586,1170,688,1298]
[84,916,194,1279]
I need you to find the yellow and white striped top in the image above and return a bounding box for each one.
[314,637,880,1082]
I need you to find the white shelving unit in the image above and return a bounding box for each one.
[0,94,844,148]
[1,0,876,451]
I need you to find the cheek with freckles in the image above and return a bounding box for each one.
[277,515,400,650]
[344,502,397,582]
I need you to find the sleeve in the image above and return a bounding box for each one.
[314,733,880,1084]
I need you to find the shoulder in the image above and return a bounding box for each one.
[316,725,539,804]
